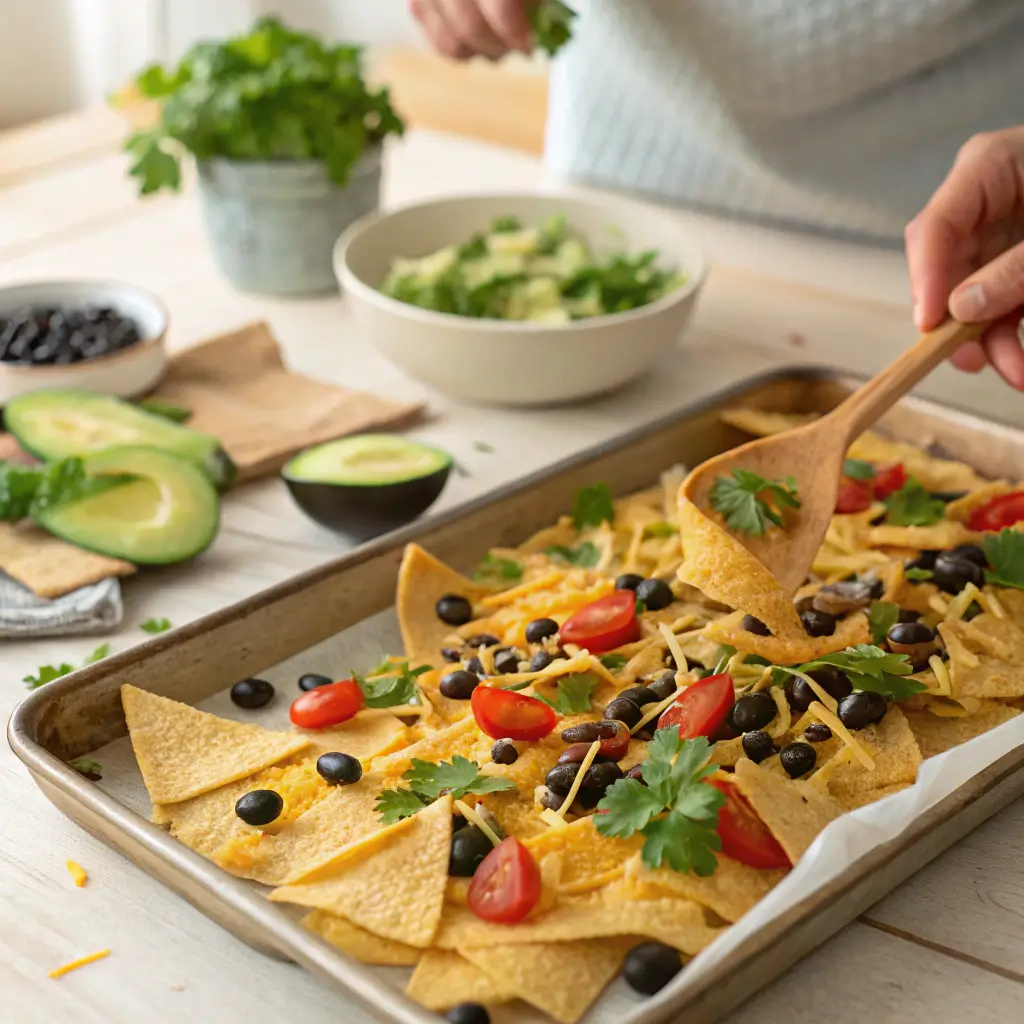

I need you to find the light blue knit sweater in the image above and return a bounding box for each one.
[544,0,1024,243]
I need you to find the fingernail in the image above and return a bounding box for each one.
[952,283,987,321]
[912,301,922,330]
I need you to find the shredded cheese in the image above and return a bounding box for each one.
[767,687,791,738]
[790,671,839,714]
[621,522,645,575]
[752,666,774,692]
[928,655,952,696]
[657,622,688,677]
[595,523,617,574]
[928,594,950,616]
[65,860,87,888]
[475,644,496,676]
[553,740,602,819]
[807,701,875,771]
[630,684,687,735]
[48,949,110,979]
[811,746,857,789]
[539,808,568,829]
[726,650,748,677]
[978,589,1006,620]
[944,583,980,623]
[479,571,565,609]
[454,799,502,848]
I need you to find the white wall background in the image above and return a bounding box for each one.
[0,0,424,128]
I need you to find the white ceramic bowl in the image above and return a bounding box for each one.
[0,279,169,405]
[334,193,707,406]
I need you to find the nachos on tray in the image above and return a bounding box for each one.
[120,408,1024,1023]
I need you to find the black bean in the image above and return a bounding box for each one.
[492,648,521,675]
[780,742,816,778]
[298,673,333,692]
[950,544,987,568]
[561,720,621,743]
[603,696,643,728]
[558,742,616,765]
[647,671,678,701]
[466,633,501,649]
[887,621,935,646]
[528,650,553,672]
[545,762,580,798]
[615,573,644,592]
[809,664,854,702]
[636,578,674,611]
[728,692,777,733]
[932,553,984,594]
[623,941,683,996]
[490,739,518,765]
[741,730,775,763]
[837,691,888,730]
[905,551,938,574]
[578,762,624,808]
[618,685,660,708]
[538,787,563,811]
[435,594,473,626]
[800,609,837,638]
[741,614,771,636]
[465,656,484,675]
[524,617,559,644]
[448,825,493,877]
[439,670,480,700]
[441,646,463,663]
[446,1001,490,1024]
[230,677,275,709]
[898,608,922,623]
[803,722,833,743]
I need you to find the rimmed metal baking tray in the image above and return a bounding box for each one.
[10,366,1024,1024]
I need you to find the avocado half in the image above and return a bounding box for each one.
[282,434,452,538]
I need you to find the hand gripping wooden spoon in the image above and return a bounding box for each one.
[680,318,984,594]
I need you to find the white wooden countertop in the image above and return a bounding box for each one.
[2,124,1024,1024]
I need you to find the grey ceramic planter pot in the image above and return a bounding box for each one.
[196,148,381,296]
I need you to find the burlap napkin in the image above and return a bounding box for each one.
[0,320,423,598]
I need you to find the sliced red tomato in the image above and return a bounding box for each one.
[967,491,1024,532]
[835,477,873,514]
[471,686,557,741]
[657,672,734,740]
[707,777,791,870]
[871,462,907,499]
[468,837,542,923]
[289,678,364,730]
[560,591,640,653]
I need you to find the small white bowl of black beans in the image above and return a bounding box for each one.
[0,279,169,405]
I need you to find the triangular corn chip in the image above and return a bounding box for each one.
[834,783,911,812]
[733,758,845,862]
[458,939,630,1024]
[824,706,922,798]
[627,852,785,924]
[301,710,410,762]
[121,684,309,804]
[371,715,486,777]
[269,795,453,948]
[719,408,820,437]
[396,543,485,664]
[406,949,519,1011]
[905,702,1020,759]
[302,910,420,966]
[523,818,642,895]
[942,612,1024,699]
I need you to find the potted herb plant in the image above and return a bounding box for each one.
[123,17,404,296]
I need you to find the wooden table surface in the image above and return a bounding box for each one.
[2,110,1024,1024]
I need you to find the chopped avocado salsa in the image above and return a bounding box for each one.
[379,215,687,323]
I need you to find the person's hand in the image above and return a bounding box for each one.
[905,127,1024,389]
[408,0,533,60]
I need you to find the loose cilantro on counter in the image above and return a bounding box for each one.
[141,617,173,634]
[573,482,614,530]
[376,756,515,824]
[884,478,945,527]
[983,529,1024,590]
[536,673,598,714]
[356,661,430,708]
[709,470,801,536]
[473,553,524,585]
[545,541,600,567]
[23,644,111,690]
[68,758,103,779]
[596,730,723,876]
[867,602,900,645]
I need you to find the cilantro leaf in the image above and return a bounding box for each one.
[595,729,722,875]
[553,673,598,713]
[139,399,192,423]
[141,617,173,634]
[545,541,600,567]
[356,661,428,708]
[867,602,900,645]
[402,756,515,802]
[125,128,182,195]
[885,478,945,527]
[23,663,75,690]
[572,483,614,530]
[905,567,934,581]
[599,653,628,671]
[531,1,577,56]
[68,758,103,779]
[472,440,494,453]
[843,458,876,480]
[375,788,429,825]
[83,644,110,665]
[983,529,1024,590]
[797,644,926,700]
[709,470,801,536]
[645,521,678,538]
[473,553,523,585]
[1,457,130,522]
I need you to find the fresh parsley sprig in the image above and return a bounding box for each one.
[356,661,430,709]
[983,529,1024,590]
[596,730,723,875]
[473,552,524,585]
[709,470,801,536]
[885,478,945,527]
[793,643,926,700]
[572,483,614,530]
[866,602,900,645]
[545,541,600,567]
[375,756,515,825]
[535,673,598,714]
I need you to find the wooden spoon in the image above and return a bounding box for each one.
[680,318,984,593]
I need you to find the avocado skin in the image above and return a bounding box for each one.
[205,448,238,489]
[283,464,450,540]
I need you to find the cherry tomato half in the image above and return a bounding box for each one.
[289,678,364,730]
[967,491,1024,532]
[658,672,734,740]
[560,591,640,653]
[468,836,542,923]
[471,686,557,741]
[707,777,791,870]
[835,477,873,514]
[871,462,907,499]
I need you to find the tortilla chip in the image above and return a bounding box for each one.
[845,433,990,493]
[628,852,785,924]
[523,818,643,894]
[406,949,519,1011]
[946,483,1015,523]
[701,608,869,664]
[834,783,911,812]
[904,703,1020,759]
[482,790,548,840]
[269,795,453,948]
[371,715,486,777]
[396,543,485,664]
[733,758,844,862]
[720,409,821,437]
[458,940,631,1024]
[302,909,420,966]
[302,711,409,762]
[867,521,980,551]
[825,706,923,798]
[435,896,723,954]
[121,685,310,804]
[942,614,1024,699]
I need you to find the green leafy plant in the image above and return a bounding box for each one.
[473,552,524,585]
[645,521,678,539]
[983,529,1024,590]
[788,644,927,700]
[68,758,103,779]
[842,458,875,480]
[23,644,110,690]
[884,478,945,527]
[124,16,404,196]
[535,673,598,714]
[545,541,600,567]
[532,2,577,56]
[375,756,515,824]
[572,482,614,530]
[141,617,173,634]
[356,661,430,709]
[905,567,934,581]
[0,459,129,523]
[599,653,628,671]
[710,470,801,536]
[595,730,723,875]
[866,602,900,645]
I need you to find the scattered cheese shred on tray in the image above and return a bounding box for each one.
[65,860,88,888]
[49,949,110,979]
